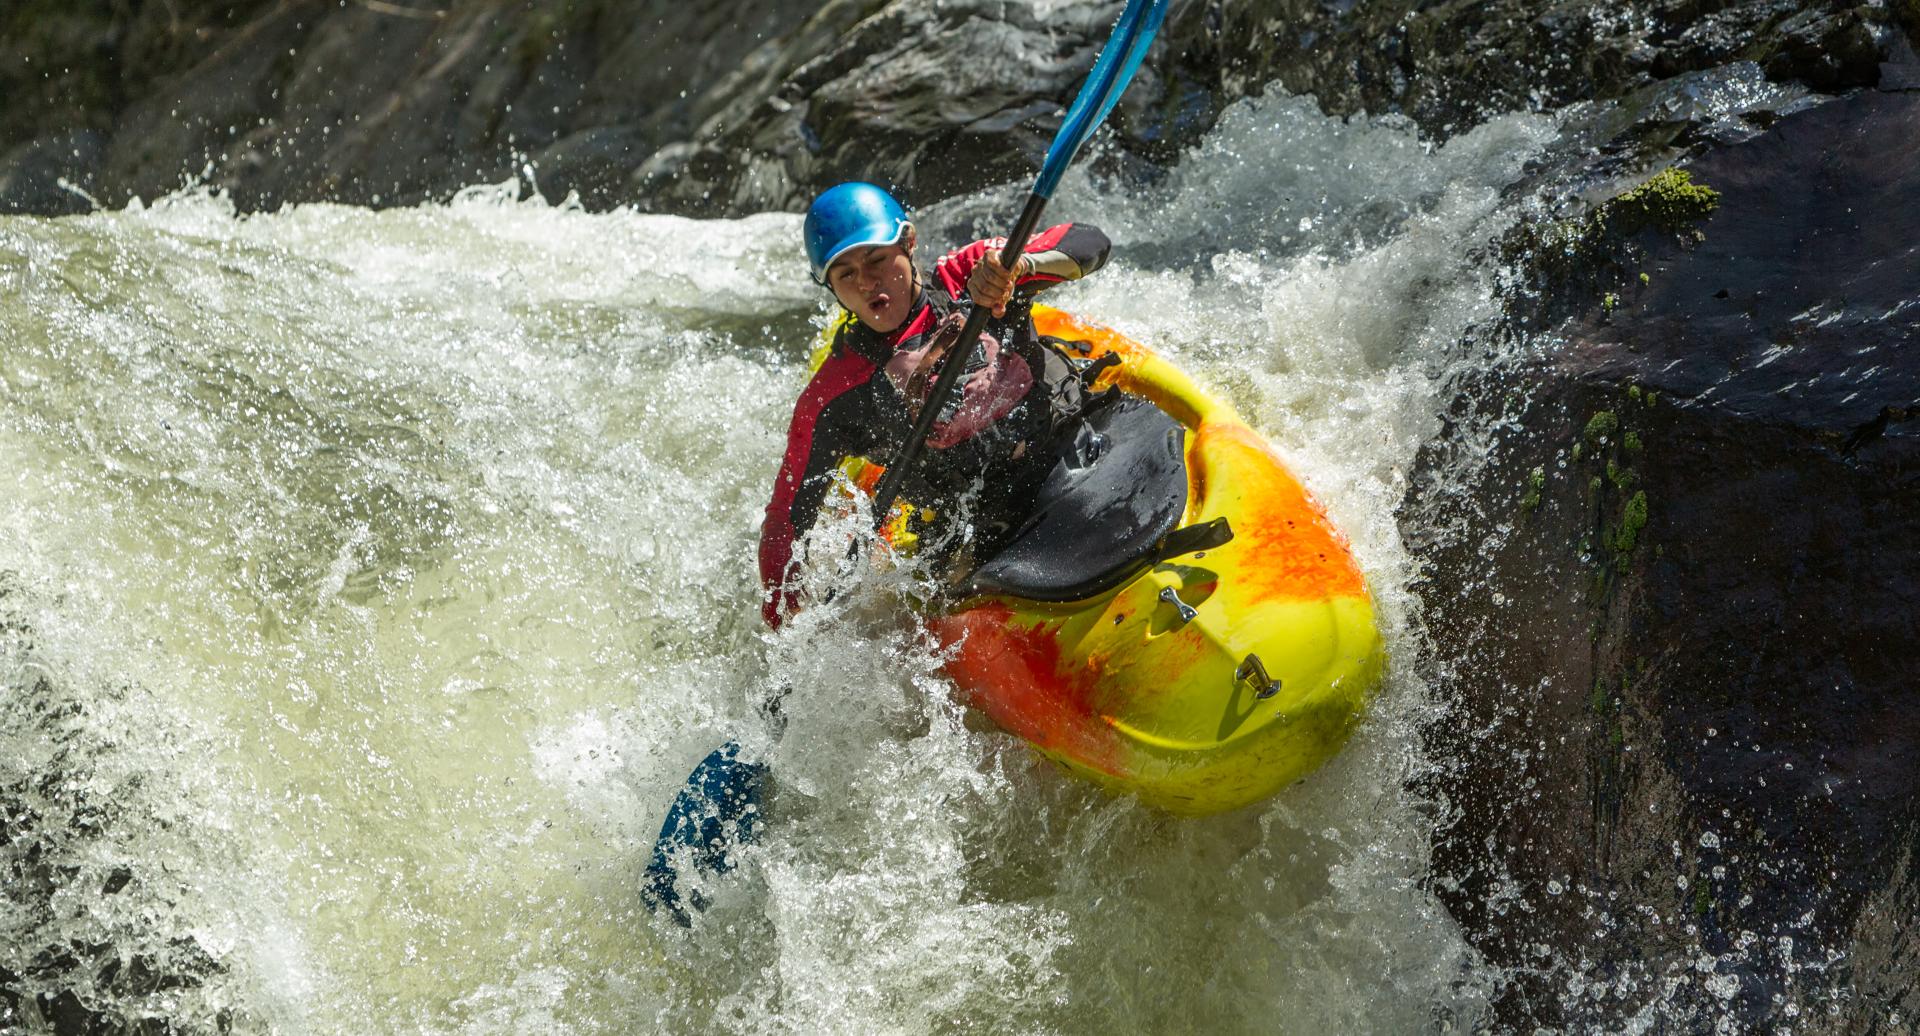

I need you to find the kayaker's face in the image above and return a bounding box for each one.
[827,227,917,333]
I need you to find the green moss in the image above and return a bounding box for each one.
[1602,292,1619,312]
[1612,490,1650,553]
[1584,411,1619,443]
[1624,431,1643,453]
[1588,475,1603,496]
[1693,881,1712,918]
[1607,461,1638,490]
[1639,272,1651,285]
[1610,168,1722,236]
[1597,489,1651,573]
[1520,466,1544,513]
[1609,721,1625,747]
[1590,680,1611,715]
[1571,442,1584,462]
[1628,385,1643,402]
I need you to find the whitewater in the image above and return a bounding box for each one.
[1,94,1567,1033]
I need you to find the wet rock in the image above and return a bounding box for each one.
[536,0,1920,213]
[1568,61,1825,173]
[1245,0,1895,134]
[1878,28,1920,92]
[0,966,19,1030]
[531,124,654,207]
[639,0,1134,214]
[7,0,1915,217]
[0,130,107,215]
[1406,89,1920,1030]
[35,988,102,1036]
[0,0,824,213]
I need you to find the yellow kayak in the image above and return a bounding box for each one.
[819,307,1383,814]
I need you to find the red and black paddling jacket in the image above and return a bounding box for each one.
[758,222,1112,628]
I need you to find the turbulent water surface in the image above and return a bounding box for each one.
[1,95,1574,1033]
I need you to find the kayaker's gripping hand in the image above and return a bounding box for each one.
[968,251,1031,318]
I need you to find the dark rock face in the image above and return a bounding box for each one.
[0,0,825,214]
[633,0,1920,214]
[639,0,1141,214]
[1160,0,1887,139]
[1405,89,1920,1030]
[3,0,1915,216]
[0,130,106,216]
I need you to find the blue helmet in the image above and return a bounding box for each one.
[804,183,909,282]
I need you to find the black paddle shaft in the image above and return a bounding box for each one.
[868,191,1051,527]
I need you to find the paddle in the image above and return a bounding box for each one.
[641,740,766,925]
[642,0,1170,925]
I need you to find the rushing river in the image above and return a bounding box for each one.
[3,94,1567,1033]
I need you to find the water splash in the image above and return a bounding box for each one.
[0,91,1589,1032]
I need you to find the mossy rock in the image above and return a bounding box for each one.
[1583,410,1620,443]
[1607,169,1722,237]
[1611,490,1650,554]
[1520,465,1546,513]
[1501,168,1721,312]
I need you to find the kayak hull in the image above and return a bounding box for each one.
[929,308,1383,815]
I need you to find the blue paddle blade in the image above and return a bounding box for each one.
[1033,0,1171,199]
[641,741,769,926]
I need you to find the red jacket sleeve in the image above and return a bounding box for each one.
[932,223,1111,300]
[757,348,878,628]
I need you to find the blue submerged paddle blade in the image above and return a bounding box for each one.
[1033,0,1171,199]
[641,741,769,926]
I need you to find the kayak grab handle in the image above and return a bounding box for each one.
[1236,654,1283,700]
[1152,516,1233,564]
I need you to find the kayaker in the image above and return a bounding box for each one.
[758,182,1112,628]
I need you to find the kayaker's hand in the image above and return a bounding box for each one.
[968,251,1029,318]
